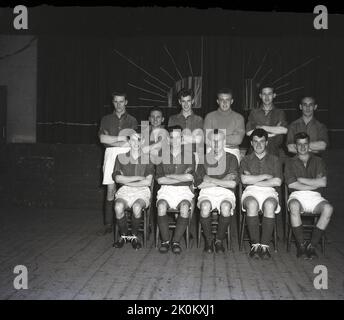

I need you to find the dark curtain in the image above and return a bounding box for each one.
[37,34,344,145]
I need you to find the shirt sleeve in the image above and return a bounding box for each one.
[112,157,123,181]
[286,122,296,145]
[273,156,283,181]
[318,123,329,145]
[203,114,212,130]
[239,156,249,176]
[227,154,239,183]
[284,159,297,186]
[316,158,327,177]
[98,116,107,136]
[167,115,175,128]
[194,164,205,187]
[278,109,288,127]
[246,110,256,132]
[132,117,138,130]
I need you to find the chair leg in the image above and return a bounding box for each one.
[186,225,189,249]
[239,213,246,251]
[197,221,201,248]
[113,213,118,246]
[274,218,278,252]
[321,234,326,255]
[143,211,147,249]
[287,223,292,252]
[155,225,159,248]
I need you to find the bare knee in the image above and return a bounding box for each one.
[180,201,190,218]
[157,200,167,217]
[132,203,143,218]
[114,201,125,219]
[200,201,211,218]
[245,197,258,216]
[263,198,277,218]
[220,201,232,217]
[322,203,333,220]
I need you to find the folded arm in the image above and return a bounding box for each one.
[297,176,327,188]
[99,133,129,147]
[125,175,153,187]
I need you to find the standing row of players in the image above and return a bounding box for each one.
[98,86,333,260]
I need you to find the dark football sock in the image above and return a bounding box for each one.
[200,216,212,243]
[217,215,231,241]
[292,225,304,245]
[261,216,275,246]
[117,215,128,236]
[172,216,188,243]
[311,227,324,247]
[131,215,141,236]
[246,216,260,244]
[157,215,170,242]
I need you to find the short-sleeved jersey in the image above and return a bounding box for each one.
[246,105,287,156]
[195,151,239,191]
[99,112,138,138]
[240,152,283,190]
[168,111,203,132]
[287,117,329,147]
[113,152,155,184]
[284,154,327,193]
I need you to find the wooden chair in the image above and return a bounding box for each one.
[284,184,326,254]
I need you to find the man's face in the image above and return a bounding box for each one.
[179,95,194,113]
[296,138,310,155]
[259,87,276,105]
[169,131,182,150]
[300,97,317,117]
[210,133,225,155]
[129,133,142,151]
[113,95,127,114]
[217,93,233,112]
[149,110,164,128]
[251,135,268,155]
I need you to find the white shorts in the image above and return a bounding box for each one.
[197,186,236,215]
[102,147,130,185]
[241,185,281,213]
[224,147,241,164]
[115,186,151,208]
[288,191,326,214]
[157,185,194,209]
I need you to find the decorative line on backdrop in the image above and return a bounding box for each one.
[0,36,37,61]
[37,121,97,126]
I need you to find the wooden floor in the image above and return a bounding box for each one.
[1,150,344,300]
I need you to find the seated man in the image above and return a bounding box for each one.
[240,128,282,260]
[285,132,333,259]
[155,126,196,254]
[196,129,239,254]
[113,131,154,250]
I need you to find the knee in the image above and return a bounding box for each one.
[200,201,211,218]
[263,199,277,217]
[132,203,142,218]
[157,201,167,216]
[220,201,232,217]
[288,199,301,215]
[180,201,190,218]
[114,201,125,219]
[245,198,258,216]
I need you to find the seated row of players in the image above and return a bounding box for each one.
[110,127,333,260]
[98,87,331,259]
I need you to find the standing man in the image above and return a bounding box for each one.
[287,96,328,155]
[285,132,333,259]
[240,128,283,259]
[112,131,154,250]
[204,88,245,163]
[195,129,238,253]
[98,91,138,235]
[246,86,288,157]
[155,126,196,254]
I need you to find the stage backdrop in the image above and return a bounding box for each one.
[37,34,344,147]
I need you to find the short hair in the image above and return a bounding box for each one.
[250,128,268,141]
[178,88,194,100]
[259,85,274,93]
[294,132,310,144]
[217,88,234,98]
[300,96,316,104]
[111,91,127,100]
[149,106,164,117]
[168,125,183,134]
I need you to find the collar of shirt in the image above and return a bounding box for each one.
[260,104,275,114]
[299,116,317,126]
[114,112,127,120]
[216,108,233,115]
[179,110,194,119]
[295,153,315,168]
